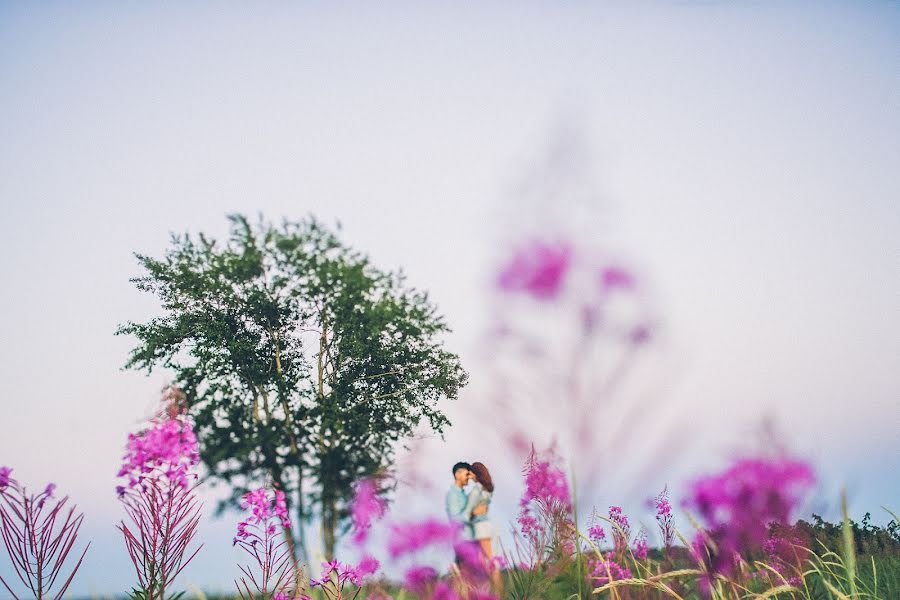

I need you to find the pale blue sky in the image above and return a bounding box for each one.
[1,2,898,596]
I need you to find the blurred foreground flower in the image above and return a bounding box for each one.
[496,240,572,300]
[350,477,387,545]
[684,455,815,577]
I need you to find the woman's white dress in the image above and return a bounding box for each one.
[465,481,493,540]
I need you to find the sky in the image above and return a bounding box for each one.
[1,1,898,596]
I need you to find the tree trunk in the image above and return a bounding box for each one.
[295,473,309,563]
[322,486,337,560]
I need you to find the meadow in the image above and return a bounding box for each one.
[2,436,898,600]
[2,226,897,600]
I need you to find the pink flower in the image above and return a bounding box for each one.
[588,523,606,543]
[517,510,540,537]
[684,456,815,575]
[387,518,461,558]
[116,416,199,491]
[497,240,572,300]
[274,489,291,529]
[521,455,571,509]
[403,565,438,591]
[633,528,649,559]
[590,553,632,585]
[652,486,675,549]
[351,478,386,545]
[356,554,380,577]
[608,506,631,555]
[600,266,634,290]
[763,525,811,585]
[453,539,492,581]
[431,580,462,600]
[0,466,13,490]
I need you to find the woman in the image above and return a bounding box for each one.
[465,461,495,559]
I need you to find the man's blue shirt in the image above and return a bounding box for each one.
[445,484,474,540]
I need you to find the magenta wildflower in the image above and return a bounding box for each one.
[762,525,811,586]
[403,565,438,592]
[431,581,462,600]
[517,511,540,537]
[608,506,631,556]
[652,486,675,551]
[233,486,298,599]
[600,266,634,290]
[350,478,386,545]
[497,240,572,300]
[0,467,11,490]
[589,553,632,586]
[629,324,652,345]
[633,528,649,560]
[356,554,380,577]
[387,518,462,558]
[117,414,200,491]
[117,405,202,600]
[520,453,571,509]
[515,447,574,571]
[588,523,606,543]
[684,455,815,576]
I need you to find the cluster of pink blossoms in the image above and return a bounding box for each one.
[310,556,380,588]
[387,518,462,558]
[350,478,387,545]
[116,416,200,493]
[520,455,571,510]
[608,506,631,555]
[402,565,496,600]
[0,467,12,490]
[652,486,675,550]
[760,527,809,586]
[632,528,649,560]
[497,240,573,300]
[234,487,291,544]
[589,554,632,586]
[685,456,815,575]
[588,523,606,543]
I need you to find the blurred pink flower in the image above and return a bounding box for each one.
[0,467,11,490]
[387,518,461,558]
[608,506,631,555]
[351,478,386,545]
[497,240,572,300]
[684,455,815,575]
[589,553,632,586]
[633,528,649,560]
[588,523,606,543]
[521,454,571,509]
[600,266,634,290]
[431,580,462,600]
[403,565,438,591]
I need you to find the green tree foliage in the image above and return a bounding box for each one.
[118,214,468,559]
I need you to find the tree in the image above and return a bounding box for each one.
[118,214,468,559]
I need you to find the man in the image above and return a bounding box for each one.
[445,461,486,562]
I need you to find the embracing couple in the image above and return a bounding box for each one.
[445,461,495,560]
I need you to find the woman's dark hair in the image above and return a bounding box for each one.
[452,461,472,475]
[470,462,494,493]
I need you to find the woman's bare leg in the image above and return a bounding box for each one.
[479,538,503,595]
